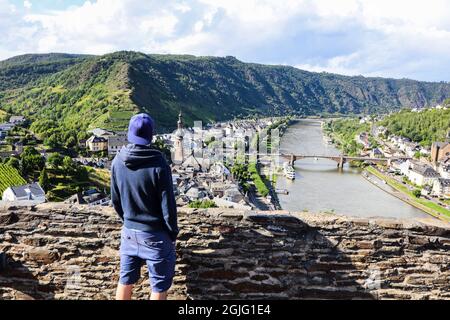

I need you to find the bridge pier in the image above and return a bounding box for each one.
[337,157,345,168]
[290,154,297,166]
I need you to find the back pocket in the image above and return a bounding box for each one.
[143,240,164,248]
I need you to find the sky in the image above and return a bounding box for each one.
[1,0,450,81]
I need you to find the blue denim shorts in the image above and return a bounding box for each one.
[119,227,176,293]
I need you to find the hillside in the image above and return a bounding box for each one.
[0,53,90,91]
[0,51,449,142]
[0,164,27,194]
[379,106,450,146]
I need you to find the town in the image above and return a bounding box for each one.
[0,112,289,212]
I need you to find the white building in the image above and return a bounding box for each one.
[2,183,46,203]
[432,178,450,198]
[437,163,450,179]
[9,116,26,125]
[407,165,440,187]
[396,160,411,176]
[108,132,128,156]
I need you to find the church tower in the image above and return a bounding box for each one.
[173,111,184,164]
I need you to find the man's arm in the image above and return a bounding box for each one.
[158,165,178,241]
[110,164,124,221]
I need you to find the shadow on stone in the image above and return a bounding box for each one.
[0,255,56,300]
[179,212,376,300]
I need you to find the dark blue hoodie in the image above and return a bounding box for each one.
[110,144,178,241]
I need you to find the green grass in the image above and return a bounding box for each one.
[0,145,12,152]
[87,167,111,192]
[0,109,7,122]
[249,162,270,197]
[188,199,217,209]
[0,164,27,194]
[366,166,450,219]
[44,166,110,201]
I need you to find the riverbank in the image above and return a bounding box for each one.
[251,117,291,210]
[277,119,432,219]
[364,166,450,222]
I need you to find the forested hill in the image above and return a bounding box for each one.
[0,51,449,139]
[379,106,450,147]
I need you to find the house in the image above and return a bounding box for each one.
[181,152,211,172]
[78,139,87,149]
[419,147,430,156]
[64,189,110,206]
[407,164,440,187]
[2,183,46,203]
[108,132,128,156]
[370,148,383,158]
[0,123,15,132]
[9,116,26,125]
[89,128,115,138]
[395,160,412,176]
[223,187,244,203]
[431,142,450,163]
[213,197,252,210]
[86,136,108,152]
[210,181,238,197]
[13,142,24,153]
[404,142,420,158]
[437,162,450,179]
[356,132,371,149]
[373,126,387,137]
[185,186,208,201]
[432,178,450,198]
[396,137,412,151]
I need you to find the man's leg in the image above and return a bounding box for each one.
[150,291,168,300]
[117,227,142,300]
[116,284,134,300]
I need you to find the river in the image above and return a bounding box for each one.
[276,119,430,219]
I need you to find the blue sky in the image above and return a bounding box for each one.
[9,0,85,12]
[1,0,450,82]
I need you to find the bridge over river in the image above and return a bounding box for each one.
[247,153,411,168]
[279,154,412,168]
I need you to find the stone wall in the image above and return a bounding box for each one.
[0,204,449,300]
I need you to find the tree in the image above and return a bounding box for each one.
[48,153,63,168]
[153,137,172,163]
[62,156,76,177]
[44,133,60,149]
[39,167,50,192]
[20,147,45,179]
[6,157,20,170]
[65,136,77,148]
[412,189,422,198]
[75,166,89,180]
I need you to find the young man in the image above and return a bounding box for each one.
[111,113,178,300]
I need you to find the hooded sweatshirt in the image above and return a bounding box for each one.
[110,144,178,241]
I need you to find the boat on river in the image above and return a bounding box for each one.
[283,163,296,180]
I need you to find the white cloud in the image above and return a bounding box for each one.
[0,0,449,81]
[23,0,31,9]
